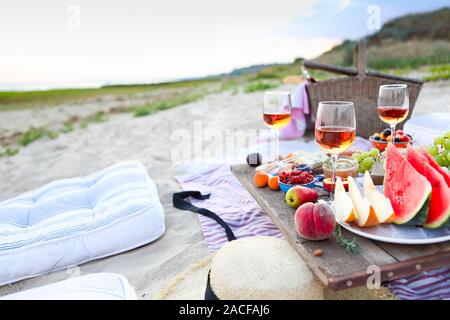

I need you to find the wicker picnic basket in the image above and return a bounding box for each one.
[304,41,423,138]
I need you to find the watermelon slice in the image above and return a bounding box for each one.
[406,146,450,228]
[384,144,431,224]
[419,147,450,188]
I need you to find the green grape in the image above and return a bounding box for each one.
[443,158,450,167]
[362,157,375,168]
[444,139,450,151]
[427,145,439,157]
[445,131,450,139]
[361,152,370,159]
[435,155,446,166]
[369,148,380,157]
[442,152,450,166]
[447,152,450,162]
[358,166,367,174]
[352,153,364,163]
[434,136,445,145]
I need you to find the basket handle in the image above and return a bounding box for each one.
[354,40,366,76]
[303,60,357,76]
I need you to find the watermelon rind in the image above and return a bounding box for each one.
[401,195,430,226]
[424,202,450,229]
[392,189,431,225]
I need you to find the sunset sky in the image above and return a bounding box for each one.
[1,0,448,90]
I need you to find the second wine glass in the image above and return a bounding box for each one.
[315,101,356,189]
[263,91,292,161]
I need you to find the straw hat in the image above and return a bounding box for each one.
[157,236,395,300]
[158,236,323,300]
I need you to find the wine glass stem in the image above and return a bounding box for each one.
[331,154,338,193]
[274,129,280,161]
[390,124,396,146]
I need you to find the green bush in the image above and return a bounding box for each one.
[79,120,89,129]
[221,80,238,91]
[251,72,282,80]
[90,111,107,123]
[244,81,280,93]
[60,122,74,133]
[425,64,450,81]
[133,105,154,117]
[18,127,58,146]
[0,147,19,157]
[133,92,207,117]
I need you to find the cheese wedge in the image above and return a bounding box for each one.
[347,176,379,227]
[334,177,357,223]
[363,171,395,223]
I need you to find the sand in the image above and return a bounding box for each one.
[0,85,272,299]
[0,81,448,299]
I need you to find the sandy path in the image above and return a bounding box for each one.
[0,80,448,298]
[412,80,450,115]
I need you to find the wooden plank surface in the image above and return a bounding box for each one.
[231,164,450,291]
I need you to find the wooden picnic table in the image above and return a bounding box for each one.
[232,164,450,291]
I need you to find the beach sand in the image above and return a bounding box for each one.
[0,85,271,299]
[0,81,448,299]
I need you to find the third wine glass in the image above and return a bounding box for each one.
[378,84,409,145]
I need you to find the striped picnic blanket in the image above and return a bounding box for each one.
[176,163,449,300]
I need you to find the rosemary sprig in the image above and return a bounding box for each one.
[335,225,358,254]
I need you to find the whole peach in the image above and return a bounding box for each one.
[295,201,335,240]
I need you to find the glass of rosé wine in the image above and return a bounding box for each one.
[315,101,356,190]
[263,91,292,161]
[377,84,409,145]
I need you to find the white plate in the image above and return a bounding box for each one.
[329,180,450,245]
[337,220,450,245]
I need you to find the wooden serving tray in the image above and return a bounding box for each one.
[231,164,450,291]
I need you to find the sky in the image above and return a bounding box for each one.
[0,0,449,90]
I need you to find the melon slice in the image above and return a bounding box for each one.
[334,177,357,223]
[407,146,450,228]
[384,144,431,225]
[363,171,395,223]
[419,147,450,188]
[347,176,379,227]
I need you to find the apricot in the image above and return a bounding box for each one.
[268,176,280,190]
[253,171,269,188]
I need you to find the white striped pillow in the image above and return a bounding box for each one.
[0,160,165,286]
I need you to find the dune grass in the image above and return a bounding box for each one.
[0,79,219,112]
[317,39,450,70]
[425,64,450,81]
[18,127,58,146]
[11,110,110,148]
[0,147,19,157]
[0,80,224,152]
[243,81,280,93]
[133,91,211,117]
